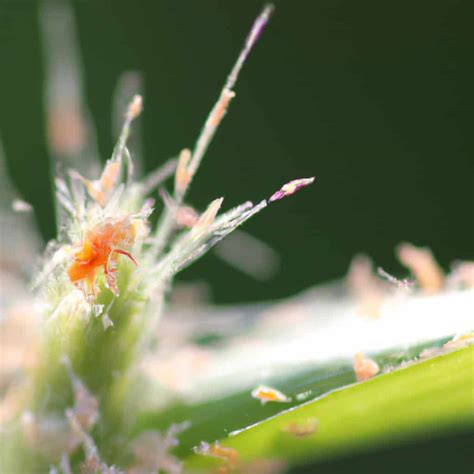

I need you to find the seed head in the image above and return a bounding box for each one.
[269,177,315,202]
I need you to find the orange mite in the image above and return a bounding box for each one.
[67,217,137,300]
[251,385,290,405]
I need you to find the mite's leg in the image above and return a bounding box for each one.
[104,254,119,296]
[112,249,138,266]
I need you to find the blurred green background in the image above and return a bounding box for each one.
[0,2,472,472]
[0,0,472,304]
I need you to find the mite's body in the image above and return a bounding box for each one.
[68,217,137,300]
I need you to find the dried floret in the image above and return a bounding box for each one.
[397,243,444,293]
[192,198,224,234]
[126,94,143,121]
[159,188,199,229]
[353,352,380,382]
[448,261,474,288]
[207,89,235,129]
[68,157,122,207]
[174,206,199,229]
[174,148,192,197]
[269,177,315,202]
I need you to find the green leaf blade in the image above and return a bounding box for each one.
[185,346,474,470]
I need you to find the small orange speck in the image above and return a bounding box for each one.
[127,94,143,120]
[207,89,235,128]
[174,148,192,196]
[194,441,239,471]
[283,418,318,438]
[251,385,290,405]
[99,161,121,191]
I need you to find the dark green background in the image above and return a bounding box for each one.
[0,0,472,304]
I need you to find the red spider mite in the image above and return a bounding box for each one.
[67,217,137,299]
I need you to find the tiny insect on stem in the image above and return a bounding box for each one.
[67,218,138,300]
